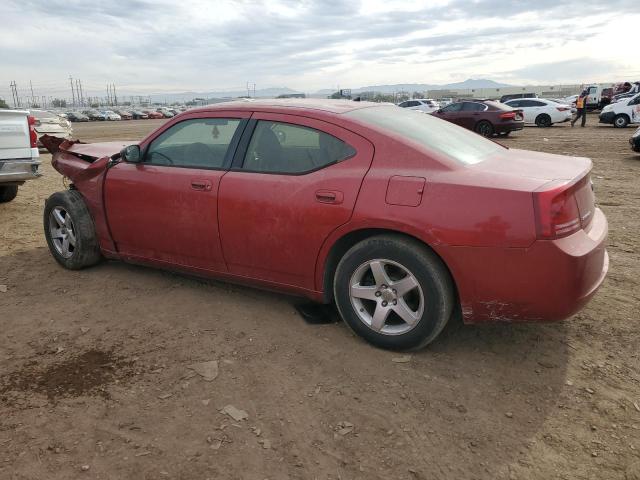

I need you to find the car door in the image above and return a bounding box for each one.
[516,100,537,123]
[104,111,250,272]
[433,102,464,125]
[217,113,374,291]
[459,101,487,129]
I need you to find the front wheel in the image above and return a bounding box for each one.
[44,190,102,270]
[334,235,454,350]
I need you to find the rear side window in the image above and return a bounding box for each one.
[242,121,356,174]
[146,118,242,169]
[506,100,521,107]
[346,106,503,165]
[462,102,487,111]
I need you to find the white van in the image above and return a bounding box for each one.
[599,92,640,128]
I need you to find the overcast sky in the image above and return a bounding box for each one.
[1,0,639,99]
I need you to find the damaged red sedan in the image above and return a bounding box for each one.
[42,100,608,350]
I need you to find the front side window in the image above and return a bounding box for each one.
[442,103,463,112]
[146,118,241,168]
[242,121,356,174]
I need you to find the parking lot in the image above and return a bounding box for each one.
[1,117,639,479]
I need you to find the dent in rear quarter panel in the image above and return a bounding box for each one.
[51,152,116,252]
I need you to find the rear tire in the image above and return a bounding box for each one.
[44,190,102,270]
[614,114,629,128]
[474,121,494,137]
[333,235,454,350]
[535,114,552,127]
[0,185,18,203]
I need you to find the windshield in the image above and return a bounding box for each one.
[346,106,503,165]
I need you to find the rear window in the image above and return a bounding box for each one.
[346,106,502,165]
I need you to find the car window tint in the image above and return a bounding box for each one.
[406,101,420,107]
[530,101,546,107]
[442,103,463,112]
[506,100,521,107]
[242,121,356,174]
[462,102,486,111]
[346,106,503,166]
[146,118,241,169]
[398,102,408,107]
[520,100,539,107]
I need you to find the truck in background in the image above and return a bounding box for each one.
[0,110,41,202]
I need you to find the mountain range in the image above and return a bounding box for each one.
[143,79,511,103]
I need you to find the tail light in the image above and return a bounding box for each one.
[556,106,570,112]
[500,111,516,120]
[533,175,593,239]
[27,115,38,148]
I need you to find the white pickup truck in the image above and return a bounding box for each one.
[0,109,41,202]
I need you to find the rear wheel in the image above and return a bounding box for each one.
[334,235,454,350]
[614,114,630,128]
[44,190,102,270]
[0,185,18,203]
[474,121,494,137]
[535,114,552,127]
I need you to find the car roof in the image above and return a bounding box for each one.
[186,98,378,115]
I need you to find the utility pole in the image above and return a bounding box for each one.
[9,81,20,108]
[69,76,76,108]
[75,79,81,107]
[106,84,111,105]
[29,81,35,107]
[112,83,118,106]
[78,80,85,107]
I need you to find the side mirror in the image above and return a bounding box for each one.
[121,144,141,163]
[436,109,443,114]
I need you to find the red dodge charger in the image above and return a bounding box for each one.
[42,99,608,350]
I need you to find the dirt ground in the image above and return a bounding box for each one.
[1,116,639,480]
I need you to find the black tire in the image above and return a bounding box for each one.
[43,190,102,270]
[535,114,552,127]
[614,114,629,128]
[474,120,494,137]
[0,185,18,203]
[333,235,454,350]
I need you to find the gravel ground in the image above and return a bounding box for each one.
[1,115,639,480]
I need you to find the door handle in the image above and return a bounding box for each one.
[191,180,212,191]
[315,190,343,204]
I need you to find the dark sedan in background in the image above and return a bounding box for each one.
[631,127,640,153]
[431,100,524,137]
[65,112,89,122]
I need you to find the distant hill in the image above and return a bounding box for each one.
[310,79,511,96]
[132,79,511,103]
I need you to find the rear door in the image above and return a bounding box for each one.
[104,111,250,272]
[459,101,487,129]
[217,113,374,290]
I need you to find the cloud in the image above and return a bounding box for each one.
[0,0,638,100]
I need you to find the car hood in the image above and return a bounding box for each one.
[41,135,130,161]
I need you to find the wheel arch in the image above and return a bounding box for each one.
[317,226,461,307]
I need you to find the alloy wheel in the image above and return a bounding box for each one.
[349,259,424,335]
[48,206,76,258]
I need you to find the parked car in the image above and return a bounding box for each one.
[503,98,572,127]
[83,110,107,121]
[131,110,149,120]
[65,112,90,122]
[431,99,524,137]
[40,99,607,350]
[0,110,41,203]
[599,92,640,128]
[438,97,454,107]
[115,110,133,120]
[101,110,121,121]
[157,109,175,118]
[397,99,440,113]
[611,82,640,104]
[630,127,640,153]
[144,110,164,119]
[499,93,537,103]
[30,110,73,145]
